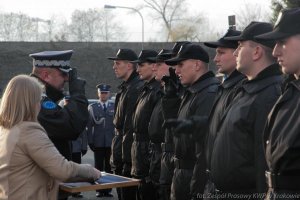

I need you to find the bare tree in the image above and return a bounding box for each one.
[235,2,272,30]
[142,0,189,41]
[0,13,16,41]
[271,0,300,23]
[0,12,49,41]
[100,11,126,42]
[142,0,215,42]
[69,8,126,42]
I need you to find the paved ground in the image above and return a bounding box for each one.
[68,149,118,200]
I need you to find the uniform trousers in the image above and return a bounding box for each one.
[94,147,112,194]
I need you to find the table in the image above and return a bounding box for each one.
[60,172,140,193]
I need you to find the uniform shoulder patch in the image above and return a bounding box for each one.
[42,100,57,110]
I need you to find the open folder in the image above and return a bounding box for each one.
[60,172,140,193]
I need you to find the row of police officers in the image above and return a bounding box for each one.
[106,7,300,200]
[26,7,300,200]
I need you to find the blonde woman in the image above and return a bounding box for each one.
[0,75,101,200]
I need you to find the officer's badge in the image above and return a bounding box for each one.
[42,101,57,110]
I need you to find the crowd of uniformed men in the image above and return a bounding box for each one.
[14,7,300,200]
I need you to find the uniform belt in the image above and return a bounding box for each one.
[174,158,195,169]
[133,133,149,141]
[161,143,173,152]
[266,171,300,190]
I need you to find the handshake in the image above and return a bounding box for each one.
[163,116,208,137]
[68,67,86,95]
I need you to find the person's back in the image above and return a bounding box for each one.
[0,75,100,200]
[0,122,96,200]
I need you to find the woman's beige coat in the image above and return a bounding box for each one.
[0,121,96,200]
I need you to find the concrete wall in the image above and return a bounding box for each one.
[0,42,216,98]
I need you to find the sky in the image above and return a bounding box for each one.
[0,0,272,41]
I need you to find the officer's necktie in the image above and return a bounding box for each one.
[103,103,107,112]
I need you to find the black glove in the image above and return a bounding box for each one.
[88,143,95,151]
[69,68,86,95]
[164,119,194,137]
[164,116,208,137]
[81,150,87,156]
[176,116,209,138]
[162,68,178,98]
[163,118,182,130]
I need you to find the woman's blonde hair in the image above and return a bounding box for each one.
[0,74,43,129]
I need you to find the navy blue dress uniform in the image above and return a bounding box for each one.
[108,49,144,200]
[71,129,87,163]
[70,130,87,198]
[255,8,300,199]
[165,44,220,200]
[87,84,114,197]
[30,50,88,161]
[208,22,283,198]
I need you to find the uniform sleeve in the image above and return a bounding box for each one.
[86,105,95,145]
[22,126,96,182]
[81,129,88,151]
[161,96,181,120]
[122,89,141,164]
[253,87,281,194]
[38,94,89,141]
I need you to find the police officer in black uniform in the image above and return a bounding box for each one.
[208,22,282,198]
[107,49,143,200]
[130,49,161,200]
[146,49,173,200]
[256,8,300,199]
[165,44,219,200]
[30,50,88,199]
[202,29,245,198]
[159,41,190,200]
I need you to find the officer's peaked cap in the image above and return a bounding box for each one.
[107,48,138,61]
[165,43,209,66]
[224,21,275,48]
[96,83,111,92]
[29,50,73,73]
[256,8,300,40]
[204,29,241,49]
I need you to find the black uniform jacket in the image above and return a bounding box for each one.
[210,64,282,192]
[265,78,300,176]
[132,78,161,136]
[131,78,161,177]
[39,90,89,160]
[148,88,164,143]
[175,71,219,161]
[172,71,219,199]
[112,72,143,165]
[206,70,245,170]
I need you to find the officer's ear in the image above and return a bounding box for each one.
[127,61,136,71]
[40,68,53,82]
